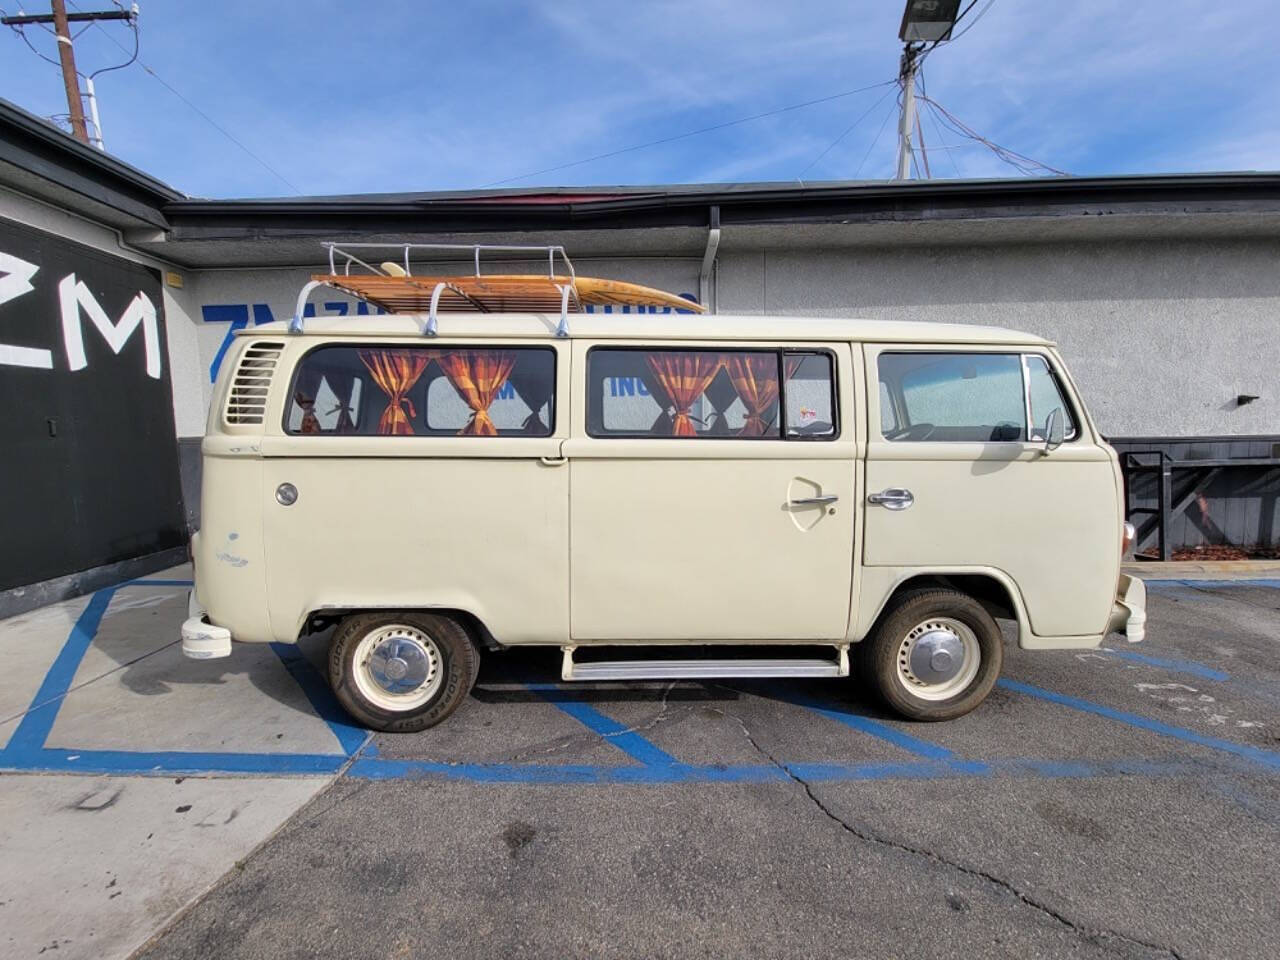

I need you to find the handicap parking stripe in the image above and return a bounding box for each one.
[271,643,371,757]
[774,692,963,763]
[1145,578,1280,589]
[998,678,1280,772]
[4,587,116,755]
[22,747,348,776]
[526,684,681,769]
[1098,647,1230,682]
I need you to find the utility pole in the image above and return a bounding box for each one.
[50,0,88,143]
[1,2,135,149]
[895,45,920,181]
[896,0,962,180]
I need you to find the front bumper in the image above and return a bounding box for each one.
[1107,574,1147,643]
[182,590,232,659]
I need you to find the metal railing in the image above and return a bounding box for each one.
[291,242,579,337]
[321,242,576,282]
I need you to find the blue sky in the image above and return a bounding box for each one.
[2,1,1277,198]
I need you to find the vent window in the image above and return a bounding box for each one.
[224,341,284,425]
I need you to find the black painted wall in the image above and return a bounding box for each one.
[0,217,186,592]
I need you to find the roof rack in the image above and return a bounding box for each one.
[290,241,703,338]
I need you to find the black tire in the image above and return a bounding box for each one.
[328,611,479,732]
[858,588,1002,721]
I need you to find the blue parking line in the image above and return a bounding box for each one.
[3,747,1271,783]
[1146,578,1280,589]
[344,758,748,784]
[270,644,370,757]
[339,753,1255,784]
[3,747,347,776]
[998,678,1280,771]
[781,694,958,762]
[527,684,681,769]
[1099,647,1230,682]
[4,588,116,754]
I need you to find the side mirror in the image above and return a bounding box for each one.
[1042,408,1065,453]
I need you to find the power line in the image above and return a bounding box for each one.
[479,79,898,188]
[852,95,898,179]
[919,66,962,177]
[82,1,137,79]
[947,0,997,43]
[916,0,993,74]
[64,0,302,194]
[920,93,1068,177]
[796,84,897,180]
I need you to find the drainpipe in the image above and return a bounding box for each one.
[698,205,721,314]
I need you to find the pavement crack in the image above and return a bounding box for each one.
[601,682,679,738]
[710,688,1183,960]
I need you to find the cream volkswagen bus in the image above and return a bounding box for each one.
[182,246,1145,732]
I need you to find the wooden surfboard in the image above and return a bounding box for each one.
[315,273,706,315]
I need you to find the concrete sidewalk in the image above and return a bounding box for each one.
[0,566,353,960]
[1123,560,1280,581]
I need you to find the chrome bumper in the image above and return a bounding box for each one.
[181,590,232,659]
[1107,574,1147,644]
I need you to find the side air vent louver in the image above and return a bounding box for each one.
[224,341,285,425]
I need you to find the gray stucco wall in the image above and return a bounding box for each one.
[717,238,1280,438]
[179,238,1276,440]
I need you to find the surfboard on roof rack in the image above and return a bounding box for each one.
[290,242,705,338]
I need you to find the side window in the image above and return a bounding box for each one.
[1025,355,1077,441]
[878,352,1026,442]
[878,380,898,434]
[586,347,839,440]
[286,345,555,437]
[784,352,837,438]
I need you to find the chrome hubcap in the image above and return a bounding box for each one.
[895,618,980,701]
[352,625,442,711]
[909,628,965,684]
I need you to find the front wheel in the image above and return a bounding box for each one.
[859,589,1003,721]
[329,612,478,732]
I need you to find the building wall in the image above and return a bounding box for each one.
[718,238,1280,438]
[0,186,204,434]
[0,193,193,611]
[178,239,1276,441]
[179,239,1278,440]
[6,182,1274,557]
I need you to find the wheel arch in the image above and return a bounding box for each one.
[856,567,1029,647]
[299,605,500,650]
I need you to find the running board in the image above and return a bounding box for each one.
[560,645,849,681]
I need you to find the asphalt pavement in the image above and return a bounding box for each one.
[127,580,1280,960]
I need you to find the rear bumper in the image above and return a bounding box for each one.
[182,590,232,659]
[1107,574,1147,643]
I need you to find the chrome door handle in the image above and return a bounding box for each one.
[868,488,914,510]
[789,494,839,507]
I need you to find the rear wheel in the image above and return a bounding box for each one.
[329,612,478,732]
[859,588,1002,721]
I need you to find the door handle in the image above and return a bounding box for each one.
[539,456,568,467]
[868,488,914,510]
[789,494,839,507]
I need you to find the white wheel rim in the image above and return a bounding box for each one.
[351,624,443,712]
[894,617,980,702]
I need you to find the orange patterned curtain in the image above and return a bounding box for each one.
[645,352,723,437]
[726,354,781,437]
[358,349,431,435]
[437,350,517,436]
[293,365,324,434]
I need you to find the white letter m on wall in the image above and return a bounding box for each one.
[59,274,162,379]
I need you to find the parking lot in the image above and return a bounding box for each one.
[2,569,1278,960]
